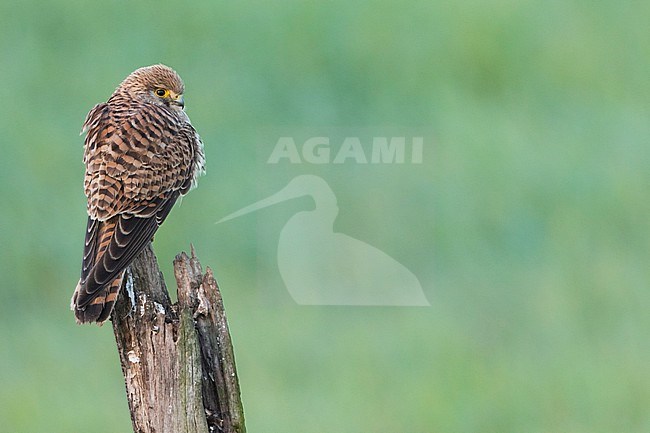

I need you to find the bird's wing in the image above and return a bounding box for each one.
[83,103,198,220]
[75,102,198,311]
[75,194,178,308]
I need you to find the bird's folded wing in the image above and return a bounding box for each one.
[80,217,100,283]
[75,193,178,308]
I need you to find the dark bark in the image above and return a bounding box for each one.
[111,244,246,433]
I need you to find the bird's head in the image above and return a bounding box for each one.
[117,64,186,110]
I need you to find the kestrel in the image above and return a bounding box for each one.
[71,64,205,324]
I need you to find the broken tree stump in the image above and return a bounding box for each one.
[111,244,246,433]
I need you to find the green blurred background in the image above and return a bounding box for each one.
[1,0,649,432]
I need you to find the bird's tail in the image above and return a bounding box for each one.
[71,271,124,325]
[71,217,125,325]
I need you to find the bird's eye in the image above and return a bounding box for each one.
[155,88,168,97]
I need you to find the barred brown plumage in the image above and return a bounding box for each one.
[71,64,205,324]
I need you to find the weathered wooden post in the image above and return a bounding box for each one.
[111,244,245,433]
